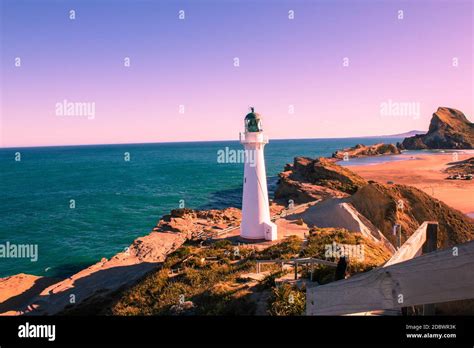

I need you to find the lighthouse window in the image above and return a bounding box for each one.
[245,117,262,132]
[244,177,246,183]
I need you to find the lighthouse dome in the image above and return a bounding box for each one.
[244,107,263,132]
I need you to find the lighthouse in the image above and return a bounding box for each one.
[240,108,278,241]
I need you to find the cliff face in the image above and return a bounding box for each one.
[402,107,474,149]
[348,183,474,248]
[274,157,367,203]
[332,143,400,160]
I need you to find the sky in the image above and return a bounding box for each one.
[0,0,473,147]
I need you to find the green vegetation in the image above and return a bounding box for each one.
[300,264,335,285]
[302,227,391,273]
[257,235,302,260]
[111,228,391,316]
[111,243,256,315]
[268,283,306,316]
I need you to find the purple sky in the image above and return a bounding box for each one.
[1,0,473,147]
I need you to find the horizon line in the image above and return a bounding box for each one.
[0,132,424,150]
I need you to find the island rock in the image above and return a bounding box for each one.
[402,107,474,149]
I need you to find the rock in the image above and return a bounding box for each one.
[196,207,241,223]
[445,157,474,175]
[402,107,474,149]
[274,172,348,203]
[274,157,368,203]
[170,208,196,218]
[332,143,401,160]
[0,274,59,315]
[169,301,195,315]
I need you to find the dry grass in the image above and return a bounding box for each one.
[110,227,393,316]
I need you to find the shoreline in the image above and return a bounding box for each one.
[348,152,474,216]
[339,149,474,167]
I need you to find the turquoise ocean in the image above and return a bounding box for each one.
[0,138,402,278]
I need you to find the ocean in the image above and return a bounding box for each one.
[0,137,402,278]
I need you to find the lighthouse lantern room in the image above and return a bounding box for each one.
[240,108,278,241]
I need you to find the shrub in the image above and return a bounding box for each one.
[194,287,257,315]
[257,235,302,260]
[307,265,335,285]
[268,283,305,316]
[111,268,170,315]
[212,239,232,249]
[163,246,193,268]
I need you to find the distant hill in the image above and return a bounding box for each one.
[367,130,426,138]
[402,107,474,149]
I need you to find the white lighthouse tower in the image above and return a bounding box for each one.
[240,108,278,241]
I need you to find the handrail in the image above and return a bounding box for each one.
[384,221,435,267]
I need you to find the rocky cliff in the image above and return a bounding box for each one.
[402,107,474,149]
[332,143,400,160]
[274,157,368,203]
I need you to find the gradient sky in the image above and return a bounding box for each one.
[1,0,472,147]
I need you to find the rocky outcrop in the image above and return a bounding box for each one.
[348,182,474,248]
[445,157,474,175]
[152,208,241,237]
[402,107,474,149]
[332,143,400,160]
[0,274,59,315]
[0,208,241,316]
[274,157,368,203]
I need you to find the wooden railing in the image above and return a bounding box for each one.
[256,257,337,283]
[306,222,474,315]
[384,221,437,267]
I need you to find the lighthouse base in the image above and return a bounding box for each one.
[240,221,277,241]
[263,221,278,241]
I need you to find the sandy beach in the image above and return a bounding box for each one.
[349,153,474,217]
